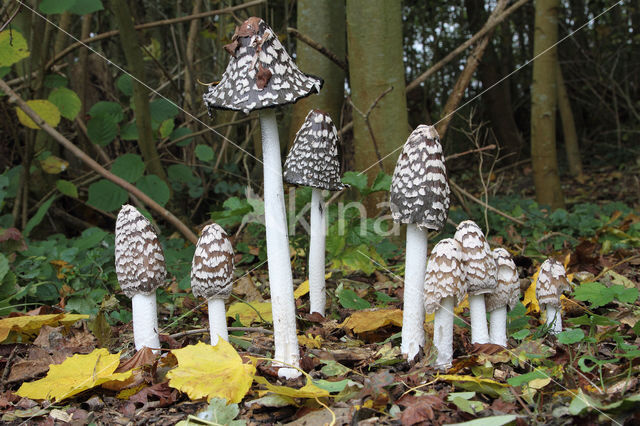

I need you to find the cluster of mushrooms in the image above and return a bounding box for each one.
[113,17,571,377]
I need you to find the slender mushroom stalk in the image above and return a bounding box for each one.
[454,220,497,345]
[536,258,570,335]
[115,205,166,352]
[191,223,235,345]
[203,17,322,379]
[390,125,450,361]
[424,238,466,369]
[283,110,346,316]
[486,248,521,347]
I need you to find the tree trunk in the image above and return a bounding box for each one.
[530,0,564,209]
[111,0,166,181]
[289,0,346,142]
[556,61,582,176]
[346,0,409,193]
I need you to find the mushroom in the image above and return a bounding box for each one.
[390,125,450,360]
[203,17,322,379]
[191,223,235,345]
[424,238,466,369]
[454,220,496,344]
[283,109,345,316]
[115,205,166,352]
[486,248,521,347]
[536,258,570,335]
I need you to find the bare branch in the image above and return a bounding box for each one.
[287,27,348,71]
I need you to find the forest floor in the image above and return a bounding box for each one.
[1,155,639,425]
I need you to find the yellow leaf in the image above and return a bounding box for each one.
[436,374,508,387]
[167,341,256,404]
[40,155,69,174]
[226,301,272,325]
[16,100,61,129]
[0,313,89,343]
[16,348,132,402]
[294,273,332,299]
[529,377,552,389]
[298,334,323,349]
[254,375,329,399]
[341,308,403,333]
[523,268,540,313]
[0,30,30,66]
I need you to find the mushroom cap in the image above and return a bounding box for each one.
[424,238,467,314]
[202,17,323,115]
[536,258,570,307]
[191,223,235,300]
[454,220,497,295]
[486,248,520,312]
[283,109,345,191]
[115,205,166,298]
[389,125,450,231]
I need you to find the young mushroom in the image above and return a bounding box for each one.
[390,125,450,360]
[454,220,497,344]
[203,17,322,379]
[115,205,166,352]
[536,258,570,335]
[191,223,235,345]
[486,248,521,347]
[424,238,466,369]
[283,110,345,316]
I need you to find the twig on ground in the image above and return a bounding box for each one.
[0,346,18,391]
[594,254,640,281]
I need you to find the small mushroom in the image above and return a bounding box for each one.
[115,205,166,352]
[390,125,450,360]
[203,17,323,379]
[486,248,521,347]
[283,109,345,316]
[454,220,496,344]
[191,223,235,345]
[536,258,570,334]
[424,238,466,369]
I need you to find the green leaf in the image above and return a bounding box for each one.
[449,415,517,426]
[136,175,170,207]
[312,379,351,393]
[370,171,392,192]
[120,122,138,141]
[0,30,29,67]
[190,398,245,426]
[39,0,75,14]
[168,164,198,186]
[195,144,214,162]
[87,116,118,146]
[336,285,370,310]
[341,171,368,193]
[87,179,128,212]
[68,0,104,15]
[24,197,56,237]
[170,128,193,146]
[48,87,81,120]
[116,74,133,96]
[557,328,585,345]
[149,99,179,122]
[111,154,145,183]
[506,369,549,387]
[0,252,8,282]
[56,179,78,198]
[159,119,175,138]
[573,282,614,308]
[448,392,484,415]
[610,284,639,304]
[88,101,124,123]
[44,74,68,89]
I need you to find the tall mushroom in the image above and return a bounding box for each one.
[203,17,322,379]
[454,220,497,344]
[486,248,520,347]
[390,125,450,360]
[191,223,235,345]
[115,205,166,352]
[283,109,345,316]
[424,238,466,369]
[536,258,570,335]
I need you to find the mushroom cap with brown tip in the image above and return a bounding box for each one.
[424,238,467,314]
[202,17,323,115]
[191,223,235,300]
[536,258,570,307]
[486,248,521,312]
[115,205,167,298]
[454,220,497,295]
[283,110,345,191]
[389,125,450,231]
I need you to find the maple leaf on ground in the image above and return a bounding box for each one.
[397,394,444,426]
[0,313,89,343]
[102,346,156,392]
[129,382,177,407]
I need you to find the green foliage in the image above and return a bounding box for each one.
[88,101,124,123]
[87,179,128,212]
[43,74,68,89]
[116,74,133,96]
[87,115,118,146]
[24,197,57,238]
[48,87,81,120]
[0,30,29,67]
[136,175,170,207]
[336,283,371,310]
[111,154,145,183]
[556,328,585,345]
[39,0,104,15]
[573,282,638,308]
[195,144,215,162]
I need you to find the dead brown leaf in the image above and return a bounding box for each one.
[128,382,177,407]
[397,394,444,425]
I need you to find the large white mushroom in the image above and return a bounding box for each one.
[390,125,450,361]
[536,258,570,335]
[486,248,521,347]
[202,17,322,379]
[283,109,345,316]
[115,205,166,352]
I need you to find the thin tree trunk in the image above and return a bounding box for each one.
[531,0,564,209]
[556,61,582,176]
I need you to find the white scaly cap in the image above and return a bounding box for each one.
[536,258,570,308]
[424,238,467,314]
[454,220,497,295]
[191,223,235,300]
[486,248,520,312]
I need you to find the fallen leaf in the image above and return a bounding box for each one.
[436,374,508,398]
[298,334,323,349]
[341,309,403,333]
[0,314,89,343]
[129,382,177,407]
[233,275,264,302]
[397,394,443,425]
[294,273,332,299]
[167,341,255,403]
[523,268,540,313]
[226,301,272,325]
[254,374,329,399]
[102,346,156,391]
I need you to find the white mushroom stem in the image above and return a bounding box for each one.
[545,304,562,334]
[433,296,455,369]
[469,294,490,344]
[401,224,428,360]
[208,298,229,345]
[309,188,327,316]
[131,293,160,352]
[259,109,301,379]
[489,306,507,347]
